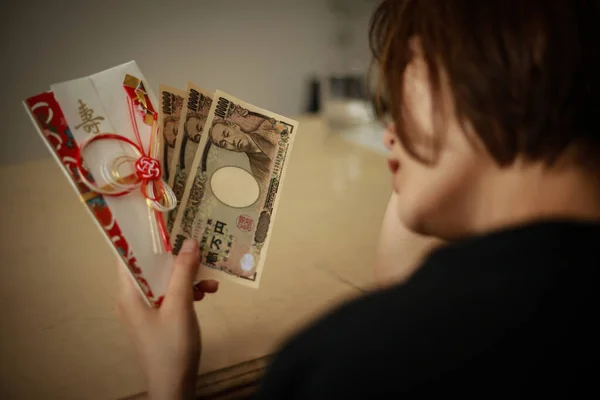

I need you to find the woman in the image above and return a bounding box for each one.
[117,0,600,398]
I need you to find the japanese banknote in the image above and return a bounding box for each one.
[166,82,213,232]
[159,85,185,183]
[169,90,299,287]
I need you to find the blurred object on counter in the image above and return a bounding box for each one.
[306,76,321,114]
[322,0,376,131]
[322,74,374,129]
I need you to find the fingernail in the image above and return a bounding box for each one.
[180,239,197,254]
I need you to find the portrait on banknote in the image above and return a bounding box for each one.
[159,85,185,182]
[206,113,279,183]
[178,94,211,171]
[161,115,179,180]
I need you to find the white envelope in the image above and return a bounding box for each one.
[50,61,175,306]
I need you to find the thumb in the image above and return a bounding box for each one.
[165,239,200,305]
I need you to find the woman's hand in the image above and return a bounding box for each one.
[116,239,219,400]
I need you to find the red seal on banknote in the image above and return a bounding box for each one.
[237,214,254,232]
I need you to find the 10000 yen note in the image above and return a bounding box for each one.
[166,82,213,232]
[170,90,299,287]
[159,85,185,183]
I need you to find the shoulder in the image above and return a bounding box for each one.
[258,221,600,397]
[259,258,488,397]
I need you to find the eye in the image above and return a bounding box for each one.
[224,129,229,137]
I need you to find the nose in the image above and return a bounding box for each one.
[383,123,396,151]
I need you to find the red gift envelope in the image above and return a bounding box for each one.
[23,61,176,307]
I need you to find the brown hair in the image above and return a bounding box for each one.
[369,0,600,168]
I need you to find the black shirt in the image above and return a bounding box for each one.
[254,220,599,399]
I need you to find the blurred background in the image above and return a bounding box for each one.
[1,1,399,398]
[0,0,384,166]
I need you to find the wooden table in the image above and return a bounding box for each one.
[0,116,392,399]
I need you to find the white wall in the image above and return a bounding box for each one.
[1,0,377,165]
